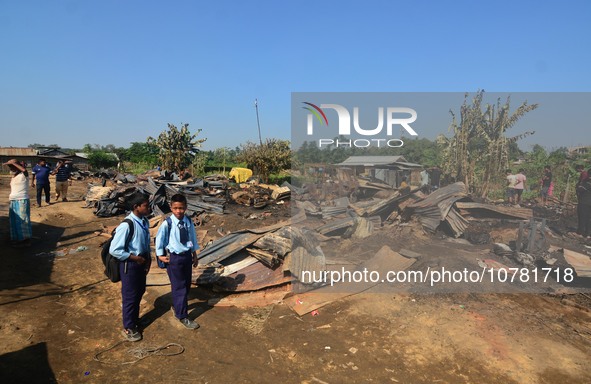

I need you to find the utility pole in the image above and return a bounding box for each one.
[255,98,263,145]
[222,147,226,175]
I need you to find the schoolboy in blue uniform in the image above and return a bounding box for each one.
[155,194,200,329]
[109,193,152,341]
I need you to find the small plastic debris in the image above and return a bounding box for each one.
[459,305,465,309]
[296,299,303,305]
[324,346,331,350]
[311,310,319,316]
[54,250,67,257]
[84,371,90,376]
[349,347,358,354]
[68,330,75,335]
[69,246,89,254]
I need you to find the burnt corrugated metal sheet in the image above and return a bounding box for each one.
[406,182,469,236]
[197,219,295,265]
[214,261,294,292]
[454,201,533,220]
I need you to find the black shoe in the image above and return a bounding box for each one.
[122,327,142,342]
[179,318,200,330]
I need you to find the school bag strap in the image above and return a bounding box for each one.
[122,218,135,252]
[164,215,189,245]
[166,216,173,244]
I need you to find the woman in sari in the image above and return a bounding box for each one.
[4,159,32,247]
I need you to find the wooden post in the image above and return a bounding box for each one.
[527,218,537,253]
[516,221,524,252]
[540,218,547,250]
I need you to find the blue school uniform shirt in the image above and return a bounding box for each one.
[155,215,199,256]
[109,213,151,261]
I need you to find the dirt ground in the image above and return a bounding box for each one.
[1,175,591,384]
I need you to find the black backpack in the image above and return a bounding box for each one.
[101,218,134,282]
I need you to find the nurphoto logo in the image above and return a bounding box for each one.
[302,102,418,148]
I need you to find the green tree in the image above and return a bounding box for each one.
[87,151,118,169]
[237,139,292,182]
[441,91,538,196]
[147,123,206,172]
[192,152,207,176]
[122,142,159,165]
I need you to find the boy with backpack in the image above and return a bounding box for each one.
[155,194,200,330]
[109,193,152,342]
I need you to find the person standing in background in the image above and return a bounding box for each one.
[506,169,517,204]
[53,160,73,202]
[430,166,442,191]
[420,168,430,194]
[576,164,588,184]
[31,158,51,206]
[514,169,527,205]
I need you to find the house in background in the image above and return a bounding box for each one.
[0,147,91,172]
[0,147,39,172]
[37,147,71,158]
[568,146,591,156]
[65,153,90,171]
[336,155,423,188]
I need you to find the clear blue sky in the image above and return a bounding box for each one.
[1,0,590,151]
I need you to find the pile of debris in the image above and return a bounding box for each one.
[231,182,291,209]
[85,174,293,218]
[95,168,591,314]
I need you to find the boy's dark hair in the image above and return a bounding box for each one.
[519,169,525,173]
[127,192,149,210]
[506,169,512,173]
[170,193,187,205]
[545,165,551,170]
[38,158,46,163]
